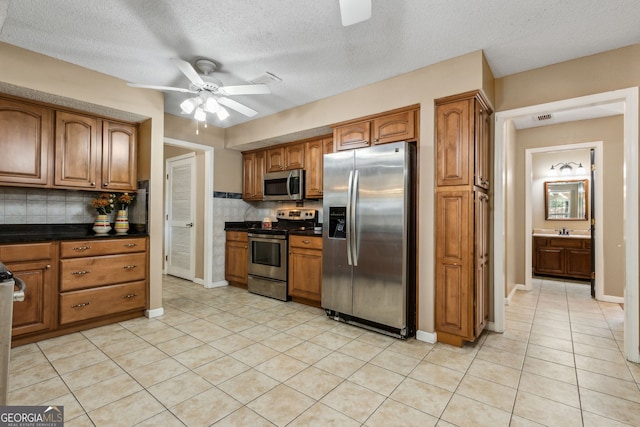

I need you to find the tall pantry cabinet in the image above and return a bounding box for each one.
[435,90,492,347]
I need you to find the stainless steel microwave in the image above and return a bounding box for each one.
[263,169,304,201]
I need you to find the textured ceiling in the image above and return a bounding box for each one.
[0,0,639,128]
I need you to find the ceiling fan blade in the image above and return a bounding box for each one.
[171,57,205,86]
[218,97,258,117]
[219,84,271,96]
[127,82,197,93]
[339,0,371,26]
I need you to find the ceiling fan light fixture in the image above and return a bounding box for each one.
[204,97,220,113]
[180,97,198,114]
[194,107,206,122]
[216,106,230,121]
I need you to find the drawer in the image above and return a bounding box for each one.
[226,231,248,243]
[0,242,55,262]
[60,237,146,258]
[548,238,583,248]
[289,235,322,250]
[60,280,146,325]
[60,252,147,291]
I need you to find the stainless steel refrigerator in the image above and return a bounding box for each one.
[322,141,416,338]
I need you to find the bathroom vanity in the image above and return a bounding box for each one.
[533,235,592,280]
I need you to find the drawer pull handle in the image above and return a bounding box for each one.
[124,243,137,248]
[71,302,90,308]
[122,293,138,299]
[303,240,311,244]
[123,265,137,270]
[71,270,90,275]
[73,246,91,251]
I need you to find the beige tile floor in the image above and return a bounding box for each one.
[8,275,640,426]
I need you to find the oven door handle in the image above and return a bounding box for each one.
[248,234,286,241]
[286,170,293,200]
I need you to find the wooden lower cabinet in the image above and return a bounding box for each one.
[288,235,322,306]
[533,236,591,280]
[435,189,489,346]
[1,242,57,338]
[225,231,248,287]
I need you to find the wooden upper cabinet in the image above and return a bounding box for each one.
[284,143,305,170]
[436,92,491,189]
[0,97,53,186]
[54,111,100,189]
[372,110,415,145]
[102,120,137,191]
[242,151,265,200]
[334,120,371,151]
[266,147,285,172]
[304,137,332,199]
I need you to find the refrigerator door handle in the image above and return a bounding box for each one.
[346,170,354,266]
[351,170,359,266]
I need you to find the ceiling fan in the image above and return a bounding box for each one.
[127,57,270,121]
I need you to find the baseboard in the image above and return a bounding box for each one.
[505,284,526,306]
[145,307,164,318]
[205,280,229,289]
[193,277,204,286]
[416,330,437,344]
[598,294,624,304]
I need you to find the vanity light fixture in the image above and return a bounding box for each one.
[548,162,586,177]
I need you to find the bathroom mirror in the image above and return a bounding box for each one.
[545,179,588,220]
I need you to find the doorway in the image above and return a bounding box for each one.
[493,87,640,362]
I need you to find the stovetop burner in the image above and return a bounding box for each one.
[248,208,318,236]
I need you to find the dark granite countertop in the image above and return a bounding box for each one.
[224,221,261,231]
[0,224,148,244]
[288,229,322,237]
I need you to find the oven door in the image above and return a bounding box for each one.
[248,233,287,282]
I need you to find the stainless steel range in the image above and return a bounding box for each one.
[247,208,318,301]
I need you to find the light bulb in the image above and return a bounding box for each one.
[204,97,219,113]
[194,108,206,122]
[180,98,197,114]
[576,163,586,175]
[216,106,230,121]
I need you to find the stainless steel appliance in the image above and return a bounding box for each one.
[322,141,416,338]
[1,262,26,405]
[263,169,305,201]
[248,208,317,301]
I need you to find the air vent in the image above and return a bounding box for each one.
[250,72,282,86]
[537,113,552,121]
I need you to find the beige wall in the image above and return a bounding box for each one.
[0,41,166,311]
[226,50,493,333]
[515,117,624,297]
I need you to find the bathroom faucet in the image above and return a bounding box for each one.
[558,227,570,236]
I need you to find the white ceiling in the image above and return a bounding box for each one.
[0,0,639,128]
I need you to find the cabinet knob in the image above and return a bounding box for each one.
[104,182,109,187]
[303,240,311,244]
[46,264,51,269]
[90,182,96,187]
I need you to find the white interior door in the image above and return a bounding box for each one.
[166,155,196,280]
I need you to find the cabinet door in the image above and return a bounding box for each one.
[225,240,248,285]
[475,100,491,189]
[535,247,565,275]
[333,121,371,151]
[54,111,100,189]
[10,260,55,337]
[566,248,591,279]
[242,152,257,200]
[436,99,471,187]
[435,190,472,339]
[288,236,322,302]
[372,110,415,145]
[284,143,305,170]
[304,139,324,198]
[253,150,265,200]
[474,191,490,336]
[266,147,285,172]
[0,98,53,186]
[102,120,137,191]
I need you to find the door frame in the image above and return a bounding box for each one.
[524,142,604,300]
[164,137,214,288]
[494,87,639,362]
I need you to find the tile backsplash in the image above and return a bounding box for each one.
[0,187,119,224]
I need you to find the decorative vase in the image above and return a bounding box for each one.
[93,214,112,235]
[114,209,129,234]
